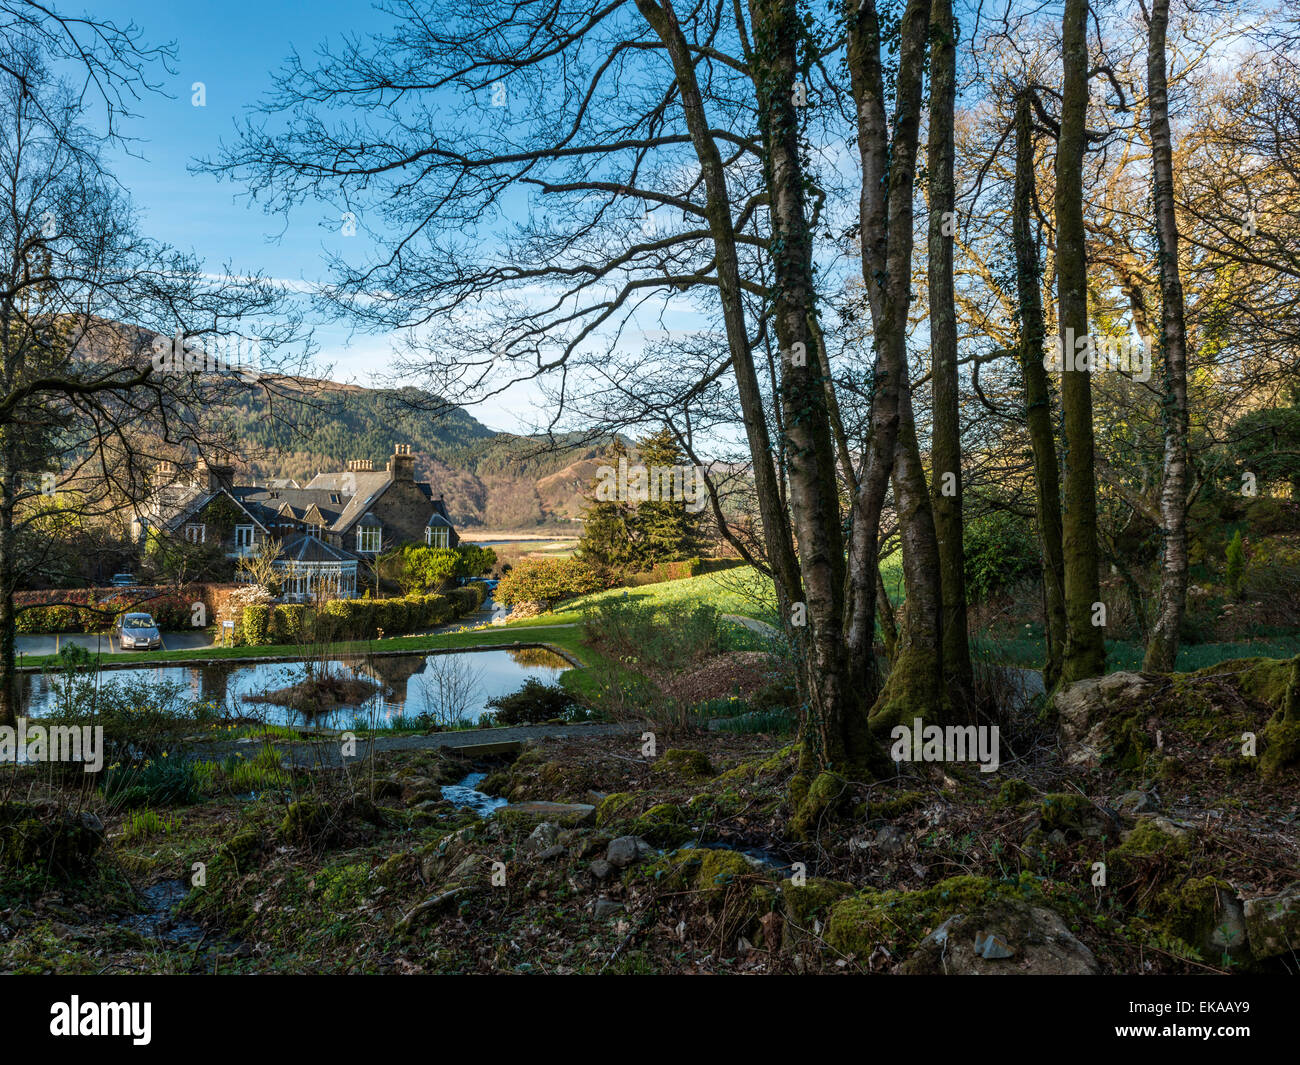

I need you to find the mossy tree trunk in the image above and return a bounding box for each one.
[1141,0,1192,674]
[926,0,973,707]
[1012,92,1068,690]
[843,0,942,734]
[637,0,886,778]
[1054,0,1107,684]
[748,0,883,776]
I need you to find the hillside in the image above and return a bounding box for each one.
[218,380,606,529]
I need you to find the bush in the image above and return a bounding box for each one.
[233,585,491,646]
[964,509,1039,602]
[242,604,271,645]
[269,604,307,643]
[582,598,724,668]
[42,676,226,767]
[494,557,607,607]
[485,679,580,725]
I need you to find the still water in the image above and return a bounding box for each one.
[21,647,570,730]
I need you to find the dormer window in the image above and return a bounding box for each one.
[426,525,449,548]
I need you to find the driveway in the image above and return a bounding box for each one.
[15,630,217,658]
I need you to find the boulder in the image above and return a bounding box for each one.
[1055,672,1167,768]
[496,801,596,827]
[606,835,653,870]
[1243,883,1300,960]
[901,899,1101,975]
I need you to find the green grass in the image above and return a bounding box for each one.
[505,565,782,626]
[973,633,1300,673]
[17,622,595,672]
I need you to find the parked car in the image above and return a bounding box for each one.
[110,573,138,587]
[114,613,162,650]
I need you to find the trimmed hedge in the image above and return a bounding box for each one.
[237,588,483,646]
[14,583,231,635]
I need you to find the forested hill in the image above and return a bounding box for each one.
[220,380,606,529]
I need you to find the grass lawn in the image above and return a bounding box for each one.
[21,623,595,673]
[973,633,1300,672]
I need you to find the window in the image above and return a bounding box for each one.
[357,525,382,553]
[235,525,254,549]
[184,524,205,544]
[426,525,449,548]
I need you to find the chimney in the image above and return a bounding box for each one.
[347,459,374,472]
[388,443,415,482]
[198,459,235,492]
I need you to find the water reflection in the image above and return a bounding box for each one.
[22,647,570,730]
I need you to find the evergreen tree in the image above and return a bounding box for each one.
[576,438,640,570]
[576,430,704,570]
[633,429,705,564]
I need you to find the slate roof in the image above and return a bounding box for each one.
[144,464,453,539]
[274,532,360,564]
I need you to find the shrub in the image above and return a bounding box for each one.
[485,679,580,725]
[494,557,607,607]
[242,604,271,645]
[269,604,307,643]
[964,509,1039,602]
[582,597,724,668]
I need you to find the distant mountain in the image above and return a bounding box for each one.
[219,380,607,529]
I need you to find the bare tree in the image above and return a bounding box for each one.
[0,49,310,725]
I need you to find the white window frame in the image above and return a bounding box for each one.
[425,525,449,548]
[357,524,382,554]
[184,523,205,544]
[235,524,255,549]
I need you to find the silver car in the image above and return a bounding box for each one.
[115,612,162,650]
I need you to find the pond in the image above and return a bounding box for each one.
[20,646,572,730]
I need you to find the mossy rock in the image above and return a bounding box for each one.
[642,846,778,932]
[1154,876,1251,967]
[1104,819,1191,890]
[781,877,854,937]
[719,744,796,784]
[1243,882,1300,961]
[643,846,771,896]
[478,770,512,796]
[278,799,332,845]
[219,825,264,870]
[629,803,693,846]
[652,749,715,780]
[595,791,636,828]
[825,874,1045,958]
[1038,793,1116,840]
[997,778,1034,806]
[372,851,418,889]
[864,790,926,820]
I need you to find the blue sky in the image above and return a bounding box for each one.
[89,0,552,432]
